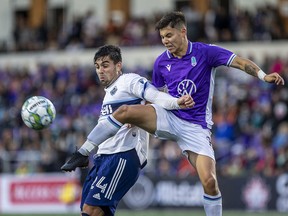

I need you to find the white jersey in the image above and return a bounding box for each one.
[97,73,149,166]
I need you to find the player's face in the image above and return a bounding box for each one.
[159,25,187,58]
[94,56,121,87]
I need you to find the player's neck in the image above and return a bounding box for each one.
[105,74,121,88]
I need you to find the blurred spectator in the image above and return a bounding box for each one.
[0,52,287,178]
[182,3,203,41]
[204,5,218,42]
[214,6,232,42]
[1,3,288,178]
[3,4,287,52]
[13,14,34,51]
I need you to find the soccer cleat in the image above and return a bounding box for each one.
[61,152,89,172]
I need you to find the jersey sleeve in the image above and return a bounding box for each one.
[204,44,236,67]
[124,73,180,110]
[152,56,166,89]
[125,73,149,99]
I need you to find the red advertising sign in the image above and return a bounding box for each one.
[10,180,80,204]
[0,174,81,214]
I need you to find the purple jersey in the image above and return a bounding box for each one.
[152,42,236,129]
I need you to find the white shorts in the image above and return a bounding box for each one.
[151,104,215,161]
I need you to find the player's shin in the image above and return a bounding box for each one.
[203,192,222,216]
[79,115,123,156]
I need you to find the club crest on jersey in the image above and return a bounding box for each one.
[191,56,197,67]
[110,86,118,95]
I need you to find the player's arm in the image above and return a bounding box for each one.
[143,82,194,109]
[230,56,285,85]
[129,75,194,109]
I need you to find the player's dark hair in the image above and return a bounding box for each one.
[94,45,122,64]
[155,11,186,30]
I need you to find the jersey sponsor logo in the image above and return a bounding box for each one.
[110,86,118,95]
[177,79,197,96]
[191,56,197,67]
[165,64,171,71]
[100,99,143,117]
[101,104,113,116]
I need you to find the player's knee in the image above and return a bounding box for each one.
[114,105,131,120]
[203,176,219,195]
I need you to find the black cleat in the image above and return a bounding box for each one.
[61,152,89,172]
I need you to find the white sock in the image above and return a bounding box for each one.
[203,192,222,216]
[79,116,123,156]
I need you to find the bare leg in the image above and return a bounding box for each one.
[82,204,104,216]
[186,151,222,216]
[186,150,219,194]
[79,104,157,155]
[115,105,220,194]
[112,104,157,134]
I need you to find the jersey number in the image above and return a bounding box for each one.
[90,176,107,193]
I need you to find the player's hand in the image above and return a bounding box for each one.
[177,94,195,109]
[264,72,285,85]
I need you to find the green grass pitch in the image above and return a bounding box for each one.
[0,210,286,216]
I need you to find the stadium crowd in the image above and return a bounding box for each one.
[0,4,286,53]
[0,52,287,178]
[0,3,287,179]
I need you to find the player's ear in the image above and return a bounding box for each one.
[181,26,187,35]
[116,61,122,73]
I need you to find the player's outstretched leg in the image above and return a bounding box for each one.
[61,152,89,171]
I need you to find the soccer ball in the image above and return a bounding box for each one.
[21,96,56,130]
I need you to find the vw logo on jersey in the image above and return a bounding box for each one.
[191,56,197,67]
[177,79,197,96]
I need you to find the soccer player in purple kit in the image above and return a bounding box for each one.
[62,11,285,216]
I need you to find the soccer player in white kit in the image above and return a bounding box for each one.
[61,44,194,216]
